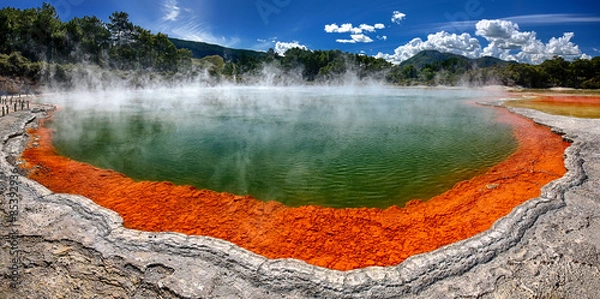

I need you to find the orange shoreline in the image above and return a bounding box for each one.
[21,104,569,271]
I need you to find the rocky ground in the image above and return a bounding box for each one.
[0,76,38,95]
[0,101,599,298]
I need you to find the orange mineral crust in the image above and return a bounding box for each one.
[22,107,569,271]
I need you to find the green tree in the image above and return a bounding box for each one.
[580,57,600,89]
[0,7,17,54]
[65,16,110,64]
[153,33,190,72]
[108,11,134,46]
[505,64,549,88]
[540,56,573,87]
[0,51,42,78]
[401,65,418,79]
[29,3,65,61]
[0,4,64,62]
[420,67,435,82]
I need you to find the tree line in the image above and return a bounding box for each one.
[215,47,600,89]
[500,57,600,89]
[1,3,599,90]
[213,47,392,83]
[0,3,192,79]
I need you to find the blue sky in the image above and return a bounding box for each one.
[3,0,600,64]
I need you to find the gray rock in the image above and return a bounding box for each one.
[1,102,599,298]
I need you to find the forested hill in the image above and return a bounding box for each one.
[169,38,266,63]
[390,49,599,88]
[400,50,514,69]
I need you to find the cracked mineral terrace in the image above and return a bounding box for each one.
[1,97,599,298]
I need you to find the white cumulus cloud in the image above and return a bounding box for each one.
[476,19,518,39]
[475,19,584,64]
[376,31,481,64]
[546,32,581,56]
[358,23,386,32]
[336,34,374,44]
[275,41,308,55]
[324,23,362,34]
[324,24,338,33]
[359,24,376,32]
[325,22,386,44]
[377,19,589,65]
[476,19,537,51]
[392,11,406,24]
[324,23,385,34]
[351,34,374,43]
[514,32,582,64]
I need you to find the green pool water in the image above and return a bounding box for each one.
[49,87,517,208]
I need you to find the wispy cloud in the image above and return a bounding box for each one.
[157,1,239,48]
[161,0,180,22]
[167,18,240,47]
[434,14,600,33]
[503,14,600,26]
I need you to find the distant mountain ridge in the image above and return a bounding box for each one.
[169,38,513,70]
[169,38,266,62]
[399,50,514,69]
